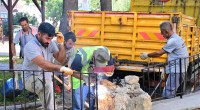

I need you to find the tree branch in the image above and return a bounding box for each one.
[32,0,41,12]
[1,0,8,10]
[12,0,19,9]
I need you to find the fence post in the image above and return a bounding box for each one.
[179,58,183,98]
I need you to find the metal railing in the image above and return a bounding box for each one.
[142,53,200,101]
[0,69,99,110]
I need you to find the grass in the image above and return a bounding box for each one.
[0,71,35,106]
[0,56,23,64]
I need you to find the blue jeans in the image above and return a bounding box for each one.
[72,84,95,110]
[162,73,185,98]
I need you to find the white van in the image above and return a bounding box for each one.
[13,27,21,39]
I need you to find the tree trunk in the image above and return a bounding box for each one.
[59,0,78,33]
[100,0,112,11]
[52,19,58,28]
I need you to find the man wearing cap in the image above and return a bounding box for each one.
[70,46,114,110]
[22,22,73,109]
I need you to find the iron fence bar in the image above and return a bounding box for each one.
[3,70,6,110]
[12,70,16,110]
[198,55,200,90]
[193,56,196,91]
[80,72,83,110]
[184,58,187,93]
[147,67,150,93]
[179,58,182,98]
[71,75,74,110]
[88,73,91,109]
[62,73,64,110]
[190,58,193,90]
[22,71,26,109]
[175,60,177,98]
[153,66,156,98]
[43,71,46,109]
[142,69,145,91]
[33,72,36,110]
[169,61,172,97]
[159,66,162,96]
[96,74,98,110]
[52,72,55,110]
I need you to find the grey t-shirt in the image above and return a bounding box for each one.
[162,33,189,73]
[22,37,59,79]
[13,29,35,57]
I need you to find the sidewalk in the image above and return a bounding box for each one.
[153,89,200,110]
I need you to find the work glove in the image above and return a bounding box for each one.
[56,32,64,44]
[161,72,165,80]
[161,69,166,80]
[140,52,148,60]
[60,66,73,75]
[83,74,96,86]
[12,56,18,62]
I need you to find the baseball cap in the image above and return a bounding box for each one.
[38,22,56,37]
[94,48,110,67]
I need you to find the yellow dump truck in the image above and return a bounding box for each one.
[68,11,199,72]
[131,0,200,26]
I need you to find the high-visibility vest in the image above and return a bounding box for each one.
[72,46,110,89]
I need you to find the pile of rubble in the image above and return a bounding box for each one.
[98,75,152,110]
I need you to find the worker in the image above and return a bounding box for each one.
[12,17,37,99]
[51,32,76,108]
[22,22,73,109]
[12,17,36,60]
[70,46,114,110]
[140,21,189,98]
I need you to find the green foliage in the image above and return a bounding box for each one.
[2,20,8,36]
[89,0,100,11]
[45,0,62,27]
[79,0,130,11]
[3,12,38,36]
[0,71,33,105]
[23,0,62,28]
[0,56,23,64]
[23,0,32,5]
[13,12,38,26]
[112,0,131,11]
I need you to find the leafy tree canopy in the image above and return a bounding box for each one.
[13,12,38,25]
[23,0,62,27]
[45,0,62,27]
[112,0,131,11]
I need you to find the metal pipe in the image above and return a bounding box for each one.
[41,1,45,22]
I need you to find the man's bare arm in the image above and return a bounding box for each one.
[148,49,166,57]
[71,71,85,80]
[11,43,16,56]
[53,44,66,64]
[32,55,62,71]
